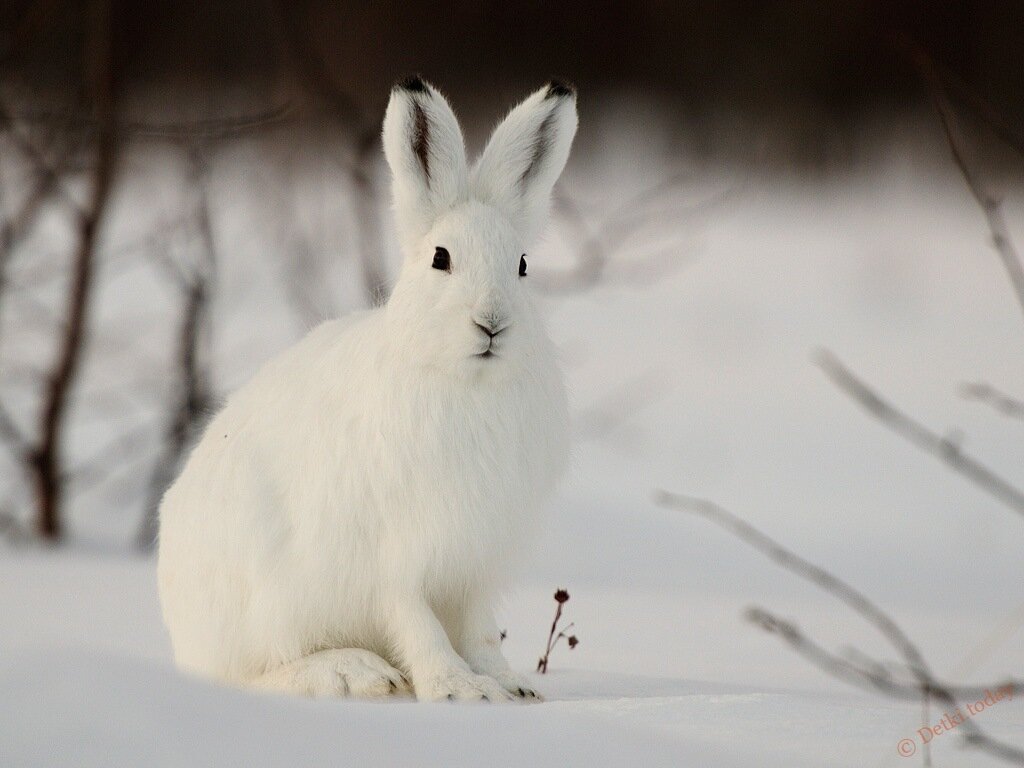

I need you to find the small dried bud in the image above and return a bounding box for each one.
[499,629,507,643]
[554,589,570,604]
[567,635,579,649]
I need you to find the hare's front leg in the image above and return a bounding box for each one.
[388,597,513,702]
[456,598,542,701]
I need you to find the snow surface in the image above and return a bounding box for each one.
[3,154,1024,766]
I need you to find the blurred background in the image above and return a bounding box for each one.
[2,0,1021,544]
[2,2,1024,764]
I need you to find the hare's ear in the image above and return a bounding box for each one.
[472,81,578,242]
[382,76,468,248]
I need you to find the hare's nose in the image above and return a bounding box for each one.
[474,318,509,338]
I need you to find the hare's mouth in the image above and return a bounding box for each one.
[475,349,496,359]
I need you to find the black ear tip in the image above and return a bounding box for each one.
[545,79,576,99]
[395,75,429,93]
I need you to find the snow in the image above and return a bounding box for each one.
[3,153,1024,766]
[3,552,1022,767]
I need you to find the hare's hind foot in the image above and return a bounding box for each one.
[251,648,411,698]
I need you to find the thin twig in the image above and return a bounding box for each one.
[895,35,1024,168]
[815,350,1024,519]
[0,97,85,218]
[656,491,1024,764]
[746,608,1022,764]
[908,44,1024,322]
[961,381,1024,421]
[540,176,726,294]
[537,598,564,674]
[745,607,1021,704]
[655,492,933,678]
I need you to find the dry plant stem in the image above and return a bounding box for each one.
[537,590,577,674]
[30,0,116,540]
[538,626,577,673]
[537,601,564,674]
[815,350,1024,519]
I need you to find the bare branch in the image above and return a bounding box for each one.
[0,146,73,256]
[656,491,1024,764]
[0,96,84,350]
[30,0,117,540]
[815,350,1024,519]
[747,608,1024,764]
[908,45,1024,322]
[0,95,87,220]
[539,175,725,294]
[961,381,1024,421]
[897,36,1024,167]
[654,491,933,678]
[745,608,1021,704]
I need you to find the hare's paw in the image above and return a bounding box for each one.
[416,668,513,702]
[255,648,411,698]
[492,670,543,701]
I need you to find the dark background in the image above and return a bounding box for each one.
[3,1,1022,134]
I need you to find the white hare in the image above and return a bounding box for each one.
[157,77,577,701]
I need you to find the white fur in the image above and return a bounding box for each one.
[157,78,577,702]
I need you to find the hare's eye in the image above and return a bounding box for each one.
[432,247,451,272]
[519,254,527,277]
